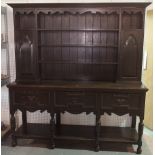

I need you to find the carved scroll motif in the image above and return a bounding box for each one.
[15,92,48,112]
[122,10,143,15]
[15,10,35,15]
[37,9,119,15]
[15,8,119,15]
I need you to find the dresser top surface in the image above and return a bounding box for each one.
[8,81,148,92]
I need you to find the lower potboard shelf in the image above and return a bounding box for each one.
[15,123,138,145]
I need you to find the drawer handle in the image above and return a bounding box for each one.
[113,104,129,109]
[116,98,127,103]
[114,98,129,109]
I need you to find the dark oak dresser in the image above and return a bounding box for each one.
[7,3,150,154]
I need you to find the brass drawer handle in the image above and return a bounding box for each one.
[113,104,129,109]
[116,98,127,103]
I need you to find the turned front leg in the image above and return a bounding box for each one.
[50,113,55,149]
[95,114,101,152]
[56,113,61,134]
[137,116,144,154]
[131,115,136,128]
[22,110,27,134]
[56,113,61,127]
[10,112,17,146]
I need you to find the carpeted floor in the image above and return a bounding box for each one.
[1,127,152,155]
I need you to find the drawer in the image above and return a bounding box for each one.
[14,90,51,111]
[101,93,141,110]
[55,91,96,111]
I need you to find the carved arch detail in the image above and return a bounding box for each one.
[124,34,137,48]
[122,9,144,15]
[15,10,35,15]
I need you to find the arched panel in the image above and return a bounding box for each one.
[19,34,33,74]
[122,34,138,77]
[119,30,143,81]
[15,30,38,82]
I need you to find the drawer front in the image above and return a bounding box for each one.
[14,90,51,111]
[55,91,96,112]
[101,93,141,111]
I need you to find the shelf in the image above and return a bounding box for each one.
[15,123,50,139]
[15,28,144,32]
[58,125,138,144]
[15,28,36,31]
[38,29,119,32]
[121,28,143,31]
[38,44,118,48]
[14,28,119,32]
[38,61,118,65]
[14,123,138,145]
[100,126,138,143]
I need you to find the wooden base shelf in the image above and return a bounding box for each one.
[15,123,138,145]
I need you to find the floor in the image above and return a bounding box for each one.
[1,127,152,155]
